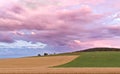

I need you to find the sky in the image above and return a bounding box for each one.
[0,0,120,58]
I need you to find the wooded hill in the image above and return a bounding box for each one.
[79,48,120,52]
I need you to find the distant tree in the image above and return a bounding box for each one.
[44,53,48,56]
[54,53,56,55]
[38,54,41,56]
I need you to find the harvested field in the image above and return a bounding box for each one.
[0,67,120,74]
[0,54,120,74]
[0,56,79,74]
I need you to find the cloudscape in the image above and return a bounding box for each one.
[0,0,120,58]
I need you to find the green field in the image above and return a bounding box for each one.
[57,51,120,67]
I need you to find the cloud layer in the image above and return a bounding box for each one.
[0,0,120,50]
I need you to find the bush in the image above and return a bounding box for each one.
[38,54,41,56]
[44,53,48,56]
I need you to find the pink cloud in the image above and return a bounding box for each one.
[0,5,103,31]
[0,0,120,50]
[0,32,14,43]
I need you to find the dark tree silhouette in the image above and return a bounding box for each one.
[44,53,48,56]
[38,54,41,56]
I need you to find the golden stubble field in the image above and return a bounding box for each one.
[0,55,120,74]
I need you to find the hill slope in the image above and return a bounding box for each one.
[57,51,120,67]
[0,56,77,68]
